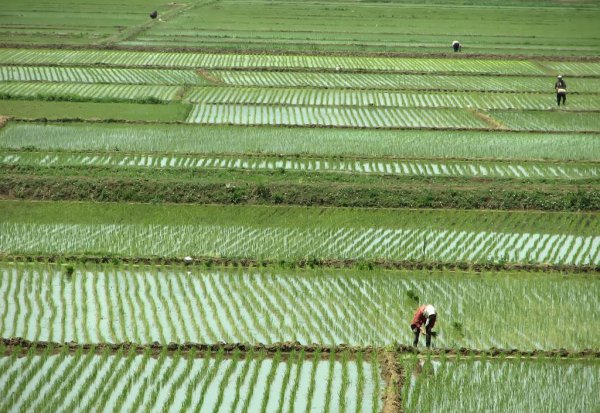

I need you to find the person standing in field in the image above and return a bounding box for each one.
[411,304,437,348]
[555,75,567,106]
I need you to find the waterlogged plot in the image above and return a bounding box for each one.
[1,264,598,349]
[0,82,182,102]
[2,123,599,161]
[0,66,205,86]
[542,61,600,77]
[0,49,551,75]
[1,202,598,265]
[490,110,600,132]
[185,104,487,128]
[2,222,598,265]
[0,346,382,413]
[214,71,600,93]
[2,151,598,181]
[185,87,600,111]
[402,357,600,413]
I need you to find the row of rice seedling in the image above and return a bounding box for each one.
[185,87,600,111]
[0,82,182,102]
[0,343,382,412]
[402,355,600,412]
[1,221,598,265]
[4,200,594,236]
[0,48,566,75]
[1,264,597,349]
[185,104,487,128]
[0,66,205,85]
[2,150,597,180]
[489,110,600,132]
[542,61,600,76]
[2,122,598,161]
[214,71,600,92]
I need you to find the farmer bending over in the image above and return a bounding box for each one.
[411,304,437,348]
[452,40,461,52]
[555,75,567,106]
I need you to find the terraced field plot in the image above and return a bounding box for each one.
[2,123,598,161]
[0,82,182,103]
[1,263,598,349]
[3,151,598,181]
[119,0,600,56]
[402,356,600,412]
[213,71,600,93]
[185,104,489,128]
[1,201,598,266]
[0,66,205,86]
[3,48,600,76]
[0,344,382,413]
[185,87,600,111]
[0,0,171,46]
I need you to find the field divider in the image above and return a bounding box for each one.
[468,109,506,130]
[3,43,600,62]
[2,338,599,360]
[1,255,599,274]
[5,117,600,134]
[382,351,404,413]
[195,69,224,85]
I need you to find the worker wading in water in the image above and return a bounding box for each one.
[411,304,437,348]
[555,75,567,106]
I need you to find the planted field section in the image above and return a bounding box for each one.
[0,82,182,103]
[215,71,600,93]
[1,264,598,349]
[1,201,598,266]
[2,123,599,161]
[185,104,487,128]
[542,61,600,77]
[0,0,168,46]
[2,222,599,265]
[3,151,598,181]
[186,87,600,111]
[0,66,205,86]
[489,110,600,132]
[121,0,600,56]
[0,344,382,413]
[0,101,190,122]
[0,49,556,75]
[402,356,600,412]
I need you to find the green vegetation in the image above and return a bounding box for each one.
[1,263,598,349]
[2,123,598,161]
[0,0,181,46]
[1,200,598,265]
[0,344,382,412]
[0,100,190,121]
[122,0,600,56]
[0,0,598,410]
[402,355,600,412]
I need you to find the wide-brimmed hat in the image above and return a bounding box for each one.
[557,75,563,78]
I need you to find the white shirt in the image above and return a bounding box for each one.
[423,304,436,318]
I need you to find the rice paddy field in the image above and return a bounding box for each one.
[0,0,598,411]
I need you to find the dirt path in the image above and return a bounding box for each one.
[0,116,11,128]
[196,68,224,85]
[469,108,506,129]
[2,337,599,360]
[382,351,404,413]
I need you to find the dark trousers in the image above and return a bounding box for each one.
[557,92,566,106]
[413,326,433,347]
